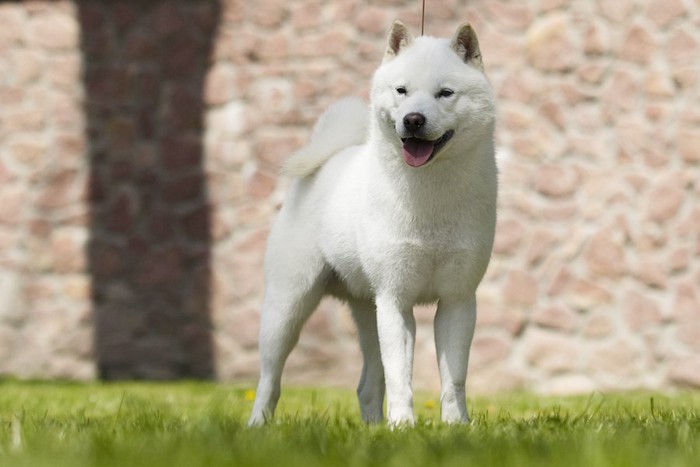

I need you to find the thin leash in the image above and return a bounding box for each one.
[421,0,426,35]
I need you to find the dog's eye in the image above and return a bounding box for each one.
[437,89,454,98]
[396,86,407,95]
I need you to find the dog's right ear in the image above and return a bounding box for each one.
[383,20,414,63]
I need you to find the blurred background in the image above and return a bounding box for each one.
[0,0,697,394]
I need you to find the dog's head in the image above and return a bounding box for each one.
[371,21,495,168]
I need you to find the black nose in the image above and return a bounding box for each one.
[403,112,426,134]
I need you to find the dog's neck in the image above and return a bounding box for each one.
[364,132,497,227]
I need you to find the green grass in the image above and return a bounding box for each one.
[0,381,698,466]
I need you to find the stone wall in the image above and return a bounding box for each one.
[0,0,698,393]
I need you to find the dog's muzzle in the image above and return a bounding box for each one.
[401,130,454,168]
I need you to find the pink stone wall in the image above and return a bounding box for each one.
[0,0,698,393]
[0,1,92,378]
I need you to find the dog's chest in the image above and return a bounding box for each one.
[322,214,481,302]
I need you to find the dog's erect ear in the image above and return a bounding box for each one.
[383,20,414,62]
[450,23,484,71]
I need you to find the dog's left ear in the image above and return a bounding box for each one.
[450,23,484,71]
[383,20,414,63]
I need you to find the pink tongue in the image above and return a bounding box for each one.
[402,138,434,167]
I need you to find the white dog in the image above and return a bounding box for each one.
[248,20,497,426]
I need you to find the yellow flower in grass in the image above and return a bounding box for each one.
[244,390,256,402]
[424,399,436,409]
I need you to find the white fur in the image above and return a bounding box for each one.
[282,97,369,178]
[249,21,497,427]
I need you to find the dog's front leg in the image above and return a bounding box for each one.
[375,294,416,426]
[434,295,477,424]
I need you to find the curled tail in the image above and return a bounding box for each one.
[282,97,369,178]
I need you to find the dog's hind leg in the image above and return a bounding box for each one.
[434,295,477,424]
[350,299,385,423]
[248,260,326,426]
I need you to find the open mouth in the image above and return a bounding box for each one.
[400,130,455,168]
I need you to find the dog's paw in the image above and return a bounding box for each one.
[386,408,415,428]
[247,413,268,428]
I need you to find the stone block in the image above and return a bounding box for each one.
[527,229,558,266]
[522,327,581,373]
[297,30,350,57]
[669,358,700,388]
[162,174,205,204]
[0,184,25,225]
[633,261,667,289]
[644,64,675,97]
[621,289,663,331]
[37,169,82,209]
[677,127,700,164]
[51,227,88,274]
[588,339,641,379]
[470,333,512,370]
[582,311,615,338]
[179,206,211,243]
[249,77,294,116]
[63,275,91,302]
[667,29,698,66]
[291,1,322,30]
[584,229,626,278]
[0,4,24,44]
[583,21,608,56]
[10,49,42,85]
[602,69,639,116]
[164,85,203,132]
[531,305,579,333]
[484,1,533,31]
[8,140,47,168]
[27,10,79,49]
[160,137,204,174]
[105,117,135,152]
[620,23,657,64]
[645,0,686,27]
[535,164,579,198]
[204,62,237,106]
[105,192,135,235]
[493,218,526,255]
[134,248,185,287]
[503,270,538,307]
[90,242,125,279]
[569,279,613,309]
[476,291,526,336]
[668,247,690,274]
[47,54,82,88]
[247,170,276,199]
[355,7,389,35]
[255,131,306,169]
[538,100,566,129]
[674,282,700,351]
[676,208,700,238]
[597,0,635,22]
[646,175,685,223]
[526,13,577,72]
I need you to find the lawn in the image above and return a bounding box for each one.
[0,381,698,467]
